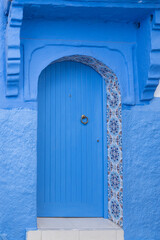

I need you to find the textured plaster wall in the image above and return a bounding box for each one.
[0,1,37,240]
[123,100,160,240]
[0,1,160,240]
[0,109,37,240]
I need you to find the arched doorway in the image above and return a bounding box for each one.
[37,55,123,226]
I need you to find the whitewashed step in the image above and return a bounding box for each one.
[27,218,124,240]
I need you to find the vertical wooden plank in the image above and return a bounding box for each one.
[37,70,46,211]
[75,62,82,203]
[37,61,104,217]
[60,62,66,203]
[45,66,51,203]
[65,61,72,203]
[55,62,62,203]
[50,65,56,203]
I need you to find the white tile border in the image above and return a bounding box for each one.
[42,230,79,240]
[79,230,117,240]
[27,229,124,240]
[116,229,124,240]
[27,230,42,240]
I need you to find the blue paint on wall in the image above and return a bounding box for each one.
[0,3,37,240]
[0,1,160,240]
[0,109,37,240]
[20,18,138,105]
[123,98,160,240]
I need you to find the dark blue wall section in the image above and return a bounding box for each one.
[0,1,160,240]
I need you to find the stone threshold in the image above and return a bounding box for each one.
[27,218,124,240]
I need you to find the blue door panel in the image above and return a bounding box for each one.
[37,61,104,217]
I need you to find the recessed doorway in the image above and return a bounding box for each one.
[37,61,104,217]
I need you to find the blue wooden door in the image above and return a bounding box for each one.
[37,61,104,217]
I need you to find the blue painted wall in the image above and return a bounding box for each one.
[0,2,37,240]
[0,1,160,240]
[123,100,160,240]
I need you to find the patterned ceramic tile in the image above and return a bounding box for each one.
[54,55,123,227]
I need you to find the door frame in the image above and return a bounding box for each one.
[37,54,123,226]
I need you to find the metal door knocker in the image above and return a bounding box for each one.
[81,115,88,125]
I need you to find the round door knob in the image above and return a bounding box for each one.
[81,115,88,125]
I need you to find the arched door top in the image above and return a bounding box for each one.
[38,55,123,227]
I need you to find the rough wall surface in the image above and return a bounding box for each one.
[0,0,5,97]
[0,109,37,240]
[123,100,160,240]
[0,5,38,240]
[0,1,160,240]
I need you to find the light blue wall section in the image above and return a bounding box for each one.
[0,1,160,240]
[137,16,151,101]
[123,99,160,240]
[0,109,37,240]
[0,0,6,105]
[21,19,137,42]
[0,1,37,239]
[20,19,137,105]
